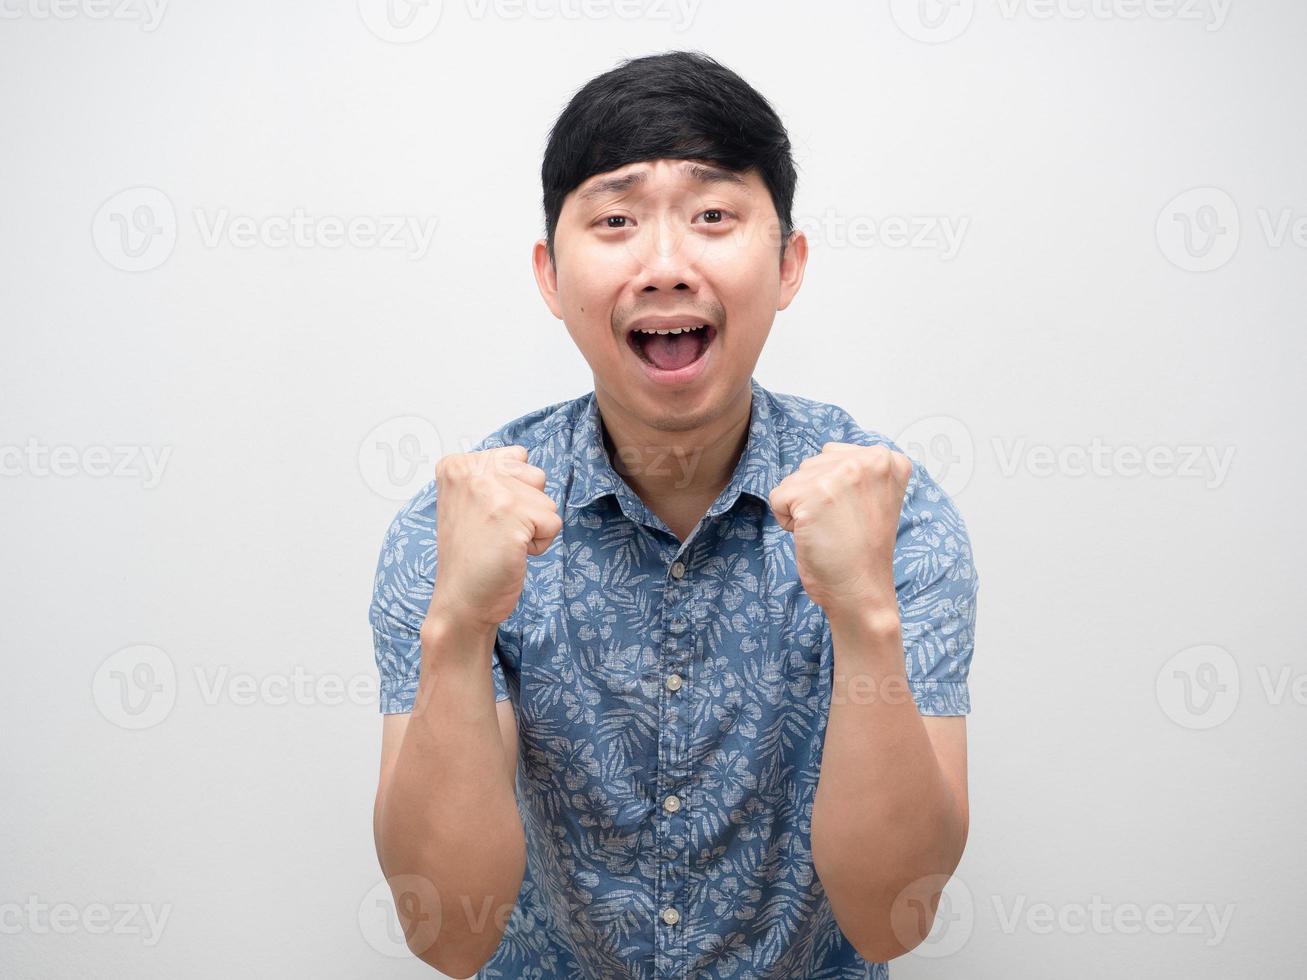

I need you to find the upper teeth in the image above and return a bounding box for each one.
[635,324,707,335]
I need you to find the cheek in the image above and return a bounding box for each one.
[558,249,623,307]
[711,225,781,294]
[713,254,781,322]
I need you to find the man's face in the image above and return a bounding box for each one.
[533,158,807,434]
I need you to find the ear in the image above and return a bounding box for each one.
[776,230,809,312]
[532,239,563,320]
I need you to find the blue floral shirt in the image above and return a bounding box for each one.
[370,376,979,979]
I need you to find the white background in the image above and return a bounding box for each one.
[2,0,1304,977]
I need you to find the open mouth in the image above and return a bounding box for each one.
[626,323,716,373]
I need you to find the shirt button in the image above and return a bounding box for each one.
[663,794,681,813]
[665,673,683,692]
[670,560,686,579]
[661,907,680,926]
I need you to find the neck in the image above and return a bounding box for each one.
[595,384,753,508]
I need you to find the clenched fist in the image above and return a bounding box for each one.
[428,444,563,632]
[768,442,913,619]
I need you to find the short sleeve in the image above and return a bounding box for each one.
[369,479,510,713]
[889,448,980,716]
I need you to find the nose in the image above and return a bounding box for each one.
[626,206,708,292]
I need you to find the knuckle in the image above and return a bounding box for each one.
[484,487,514,517]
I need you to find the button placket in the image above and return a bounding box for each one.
[657,551,691,964]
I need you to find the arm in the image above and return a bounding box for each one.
[768,440,977,963]
[373,609,526,978]
[811,607,969,962]
[369,443,560,976]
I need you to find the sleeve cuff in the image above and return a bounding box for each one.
[909,680,970,716]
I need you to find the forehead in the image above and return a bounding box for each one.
[569,159,760,206]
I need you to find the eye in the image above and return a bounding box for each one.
[601,215,630,229]
[697,209,731,224]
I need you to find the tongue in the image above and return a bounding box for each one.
[644,330,703,371]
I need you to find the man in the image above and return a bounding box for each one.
[370,50,979,979]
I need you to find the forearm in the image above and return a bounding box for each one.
[375,611,526,976]
[811,606,966,960]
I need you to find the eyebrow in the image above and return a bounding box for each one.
[577,161,748,201]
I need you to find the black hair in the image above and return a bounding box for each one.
[540,50,798,264]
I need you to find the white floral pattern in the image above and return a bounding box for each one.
[369,377,979,979]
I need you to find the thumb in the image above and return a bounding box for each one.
[526,508,564,557]
[769,487,795,533]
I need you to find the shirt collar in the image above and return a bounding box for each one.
[565,376,783,517]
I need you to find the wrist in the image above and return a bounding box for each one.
[421,600,499,652]
[826,601,901,640]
